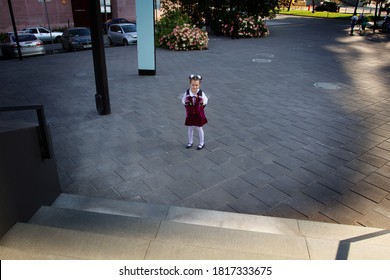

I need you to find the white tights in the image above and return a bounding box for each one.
[188,126,204,146]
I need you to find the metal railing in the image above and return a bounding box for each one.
[0,105,51,159]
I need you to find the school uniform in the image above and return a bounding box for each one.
[182,89,208,149]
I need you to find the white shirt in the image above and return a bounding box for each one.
[181,89,208,105]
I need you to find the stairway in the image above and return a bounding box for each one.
[1,193,390,260]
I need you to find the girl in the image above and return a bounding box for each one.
[182,74,208,150]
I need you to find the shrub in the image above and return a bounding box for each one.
[155,10,191,45]
[221,16,269,38]
[159,24,208,51]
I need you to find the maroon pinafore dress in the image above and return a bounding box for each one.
[184,89,208,127]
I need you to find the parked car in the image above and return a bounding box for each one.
[103,18,131,33]
[61,27,92,51]
[22,27,63,43]
[107,23,137,46]
[1,33,45,59]
[315,2,340,12]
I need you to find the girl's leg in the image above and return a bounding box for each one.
[188,126,194,144]
[196,126,204,146]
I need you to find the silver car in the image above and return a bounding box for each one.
[1,33,45,59]
[22,27,63,43]
[61,27,92,51]
[107,23,137,46]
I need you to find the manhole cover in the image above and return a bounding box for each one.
[252,58,272,63]
[314,82,341,90]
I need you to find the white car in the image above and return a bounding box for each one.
[1,33,45,59]
[107,23,137,46]
[23,27,63,43]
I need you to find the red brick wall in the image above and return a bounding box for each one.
[1,0,73,32]
[0,0,136,33]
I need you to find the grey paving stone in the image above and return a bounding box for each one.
[252,149,280,164]
[268,175,306,196]
[239,168,274,188]
[115,164,149,181]
[357,152,388,168]
[364,173,390,192]
[139,170,175,191]
[218,177,258,198]
[138,157,171,173]
[90,172,125,191]
[190,170,226,189]
[337,191,378,215]
[287,168,322,186]
[264,203,309,220]
[375,165,390,179]
[320,202,364,225]
[164,163,197,181]
[264,143,294,158]
[251,184,290,207]
[351,181,389,203]
[166,178,204,200]
[285,192,326,218]
[358,210,390,229]
[302,160,336,178]
[65,166,101,183]
[345,159,378,175]
[227,193,270,215]
[367,147,390,161]
[238,138,268,151]
[142,186,180,205]
[113,178,152,200]
[303,182,340,205]
[317,153,348,169]
[184,156,217,173]
[317,174,354,195]
[258,162,292,178]
[333,166,366,184]
[159,150,190,165]
[374,199,390,219]
[193,186,238,209]
[328,148,358,161]
[341,141,371,155]
[290,148,320,163]
[231,155,262,171]
[253,133,281,146]
[212,162,246,179]
[205,149,234,165]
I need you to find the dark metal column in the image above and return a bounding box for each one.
[88,0,111,115]
[7,0,22,60]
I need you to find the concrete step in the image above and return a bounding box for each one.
[54,193,390,244]
[0,223,150,260]
[29,205,161,239]
[0,245,76,260]
[2,193,390,259]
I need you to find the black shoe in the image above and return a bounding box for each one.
[197,144,205,150]
[186,143,193,149]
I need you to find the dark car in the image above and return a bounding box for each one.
[103,18,131,33]
[61,27,92,51]
[315,2,340,12]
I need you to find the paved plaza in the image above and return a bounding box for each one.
[1,15,390,230]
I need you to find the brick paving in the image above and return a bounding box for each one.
[1,15,390,229]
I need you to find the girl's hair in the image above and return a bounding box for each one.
[189,74,202,81]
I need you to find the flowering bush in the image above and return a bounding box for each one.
[221,16,269,38]
[159,24,208,51]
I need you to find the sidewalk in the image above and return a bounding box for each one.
[1,15,389,230]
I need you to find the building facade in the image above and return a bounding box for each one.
[0,0,136,33]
